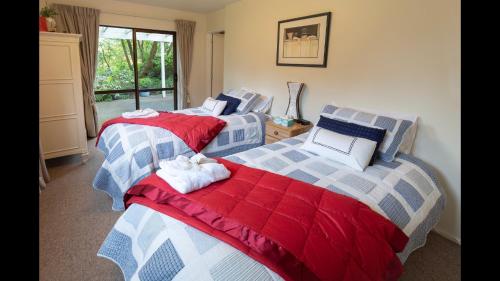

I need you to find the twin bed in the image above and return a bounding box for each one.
[92,100,445,281]
[94,107,267,210]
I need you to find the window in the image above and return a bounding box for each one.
[94,26,177,126]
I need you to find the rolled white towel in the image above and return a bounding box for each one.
[190,153,218,164]
[159,155,197,171]
[156,154,231,194]
[122,108,159,119]
[156,168,212,193]
[159,154,218,171]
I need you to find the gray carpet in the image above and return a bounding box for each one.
[40,139,460,281]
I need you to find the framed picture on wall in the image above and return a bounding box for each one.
[276,12,331,67]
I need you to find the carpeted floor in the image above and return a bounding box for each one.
[39,139,461,281]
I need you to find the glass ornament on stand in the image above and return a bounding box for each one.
[285,82,310,125]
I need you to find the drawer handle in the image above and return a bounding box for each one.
[273,130,279,136]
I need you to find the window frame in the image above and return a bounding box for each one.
[94,25,178,110]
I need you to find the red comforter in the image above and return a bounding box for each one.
[96,112,227,152]
[125,158,409,281]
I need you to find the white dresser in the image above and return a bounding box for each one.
[39,32,88,161]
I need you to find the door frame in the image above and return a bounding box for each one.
[95,25,178,110]
[206,30,225,98]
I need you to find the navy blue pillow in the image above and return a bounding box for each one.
[216,93,241,115]
[316,116,387,165]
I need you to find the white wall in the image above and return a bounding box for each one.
[207,8,225,33]
[43,0,210,107]
[222,0,460,243]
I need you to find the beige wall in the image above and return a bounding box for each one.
[222,0,460,243]
[207,8,225,32]
[43,0,210,107]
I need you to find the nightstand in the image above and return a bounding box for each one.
[265,120,313,144]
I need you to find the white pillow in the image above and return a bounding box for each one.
[301,126,377,171]
[252,96,274,114]
[201,97,227,116]
[320,104,415,162]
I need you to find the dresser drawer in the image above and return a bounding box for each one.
[266,125,293,139]
[265,135,280,144]
[265,120,313,143]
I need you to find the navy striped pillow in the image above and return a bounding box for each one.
[317,116,387,164]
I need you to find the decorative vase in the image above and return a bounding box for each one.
[285,82,305,120]
[45,17,57,32]
[39,16,48,31]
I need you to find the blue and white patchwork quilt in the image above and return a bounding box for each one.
[93,107,267,211]
[98,133,445,281]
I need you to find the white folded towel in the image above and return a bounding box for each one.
[122,108,159,119]
[156,153,231,194]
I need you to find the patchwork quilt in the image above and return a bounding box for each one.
[98,133,445,281]
[96,112,227,153]
[93,107,267,210]
[123,159,409,281]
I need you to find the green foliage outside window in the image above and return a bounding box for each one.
[94,36,174,98]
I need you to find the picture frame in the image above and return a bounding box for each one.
[276,12,331,67]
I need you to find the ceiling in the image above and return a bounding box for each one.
[114,0,239,13]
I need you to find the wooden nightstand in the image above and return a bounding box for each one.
[265,120,313,144]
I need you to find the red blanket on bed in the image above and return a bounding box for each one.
[125,158,408,281]
[95,112,227,153]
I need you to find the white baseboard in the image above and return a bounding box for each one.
[432,228,461,245]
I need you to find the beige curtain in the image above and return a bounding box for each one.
[175,20,196,109]
[39,139,50,192]
[53,4,100,137]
